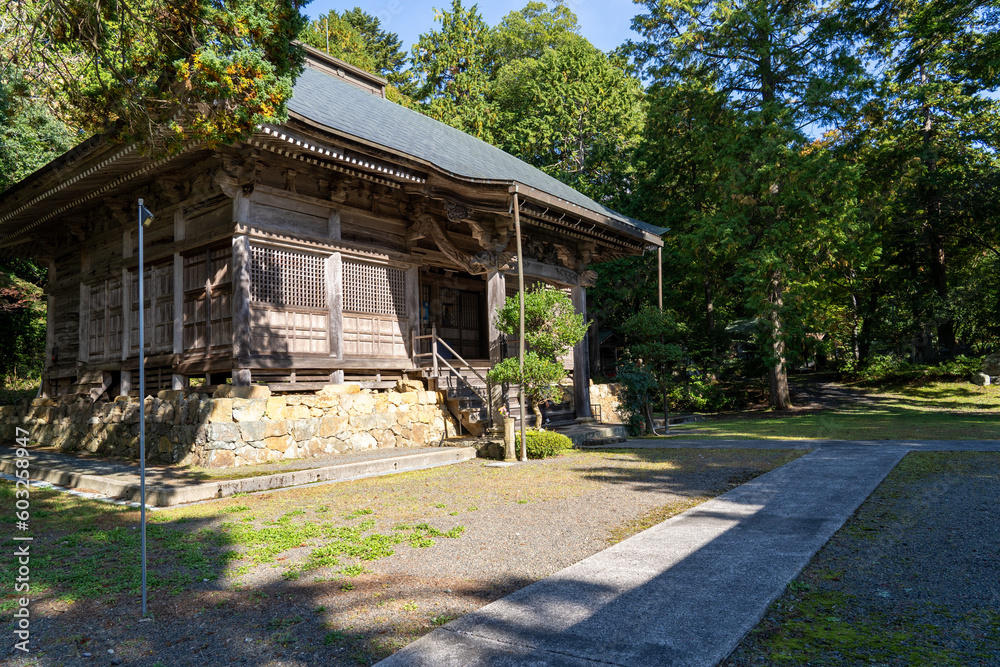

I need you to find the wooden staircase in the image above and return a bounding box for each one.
[414,326,577,436]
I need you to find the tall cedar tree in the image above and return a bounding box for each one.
[631,0,865,408]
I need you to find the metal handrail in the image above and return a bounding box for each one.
[413,324,497,431]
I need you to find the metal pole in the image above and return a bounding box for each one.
[658,246,663,313]
[137,199,148,617]
[513,191,526,462]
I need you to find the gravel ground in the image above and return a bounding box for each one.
[2,447,801,667]
[723,451,1000,666]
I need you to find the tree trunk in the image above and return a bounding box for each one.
[767,269,791,410]
[532,402,544,429]
[704,275,717,359]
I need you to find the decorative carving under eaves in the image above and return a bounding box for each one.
[409,213,480,274]
[524,237,561,266]
[445,201,471,222]
[283,168,298,194]
[467,216,514,254]
[579,269,597,288]
[213,151,258,198]
[469,250,516,274]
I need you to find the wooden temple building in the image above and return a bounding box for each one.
[0,46,664,433]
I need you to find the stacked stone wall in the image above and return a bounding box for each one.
[0,383,458,468]
[590,382,627,423]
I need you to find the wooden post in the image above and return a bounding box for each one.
[120,369,132,396]
[486,268,505,365]
[45,259,55,375]
[405,265,419,360]
[122,268,131,360]
[513,190,527,462]
[431,324,439,378]
[571,284,593,420]
[327,252,343,359]
[172,251,184,389]
[658,246,663,313]
[232,235,252,386]
[328,209,342,241]
[79,283,89,366]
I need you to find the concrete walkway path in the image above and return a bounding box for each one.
[377,440,1000,667]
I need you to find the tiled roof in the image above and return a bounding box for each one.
[288,66,666,240]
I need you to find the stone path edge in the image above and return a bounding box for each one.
[0,447,477,507]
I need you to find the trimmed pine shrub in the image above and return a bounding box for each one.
[513,429,573,459]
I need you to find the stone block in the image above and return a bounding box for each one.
[313,395,339,410]
[319,415,348,438]
[282,443,299,460]
[352,393,376,414]
[265,397,286,420]
[287,405,311,420]
[264,419,288,438]
[386,392,402,407]
[349,432,377,450]
[208,422,240,443]
[199,398,233,423]
[396,379,424,392]
[971,372,991,386]
[207,450,236,468]
[213,385,272,399]
[302,437,327,458]
[157,389,185,402]
[411,423,429,445]
[157,436,172,453]
[983,353,1000,376]
[292,419,318,442]
[401,392,419,405]
[239,420,267,442]
[318,383,361,395]
[300,396,318,408]
[232,398,267,422]
[264,435,293,453]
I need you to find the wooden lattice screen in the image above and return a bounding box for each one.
[248,244,328,356]
[342,259,408,357]
[250,245,326,309]
[342,260,406,316]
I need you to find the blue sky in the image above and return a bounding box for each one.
[304,1,644,55]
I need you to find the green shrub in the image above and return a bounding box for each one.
[513,429,572,459]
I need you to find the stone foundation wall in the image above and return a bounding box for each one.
[0,382,458,468]
[590,382,627,423]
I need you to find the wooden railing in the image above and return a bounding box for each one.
[413,325,495,431]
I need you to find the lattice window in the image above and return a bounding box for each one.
[249,245,326,309]
[342,259,406,316]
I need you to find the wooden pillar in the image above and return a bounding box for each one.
[78,283,89,366]
[486,267,506,364]
[571,284,593,420]
[172,252,184,390]
[327,252,343,359]
[120,369,132,396]
[122,268,131,360]
[405,265,419,360]
[44,259,55,374]
[328,209,341,241]
[232,235,252,386]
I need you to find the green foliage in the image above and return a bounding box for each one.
[487,353,564,408]
[493,286,588,359]
[513,429,573,459]
[614,361,659,436]
[299,8,414,99]
[840,354,984,384]
[2,0,308,152]
[488,286,588,421]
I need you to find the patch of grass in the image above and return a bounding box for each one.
[724,452,1000,666]
[607,496,709,544]
[672,379,1000,441]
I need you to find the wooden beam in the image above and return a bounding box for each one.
[249,355,415,371]
[231,235,252,385]
[571,284,593,420]
[327,252,344,359]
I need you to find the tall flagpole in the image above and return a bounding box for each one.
[137,198,154,617]
[512,190,526,462]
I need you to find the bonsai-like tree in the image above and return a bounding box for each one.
[487,286,589,426]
